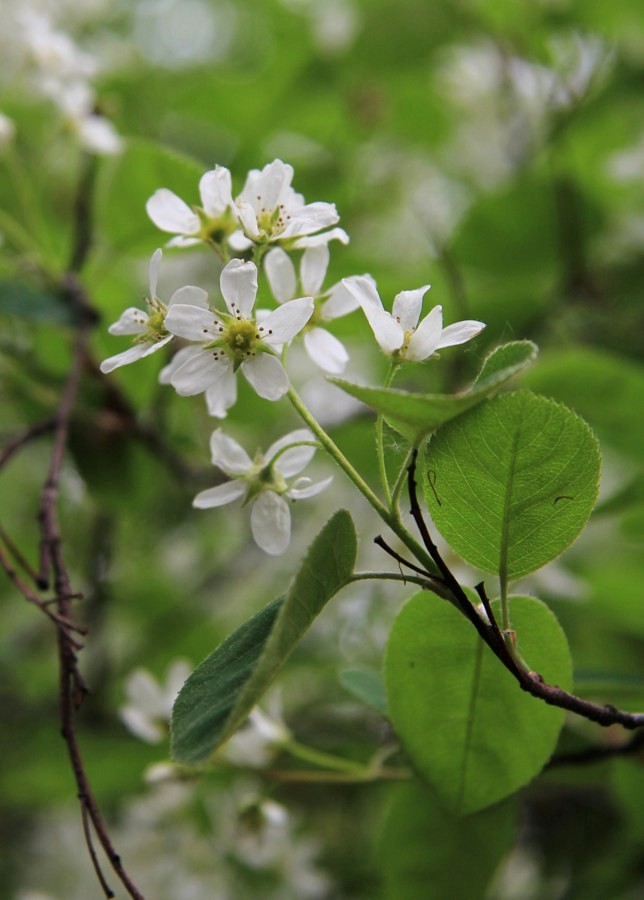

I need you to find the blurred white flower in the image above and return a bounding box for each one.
[12,8,123,156]
[265,243,358,374]
[194,428,332,555]
[343,274,485,361]
[221,698,290,768]
[120,659,192,744]
[164,259,313,406]
[100,249,208,374]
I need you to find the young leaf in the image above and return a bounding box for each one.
[171,509,357,765]
[331,340,537,442]
[339,668,387,714]
[385,593,572,815]
[424,390,601,579]
[379,782,515,899]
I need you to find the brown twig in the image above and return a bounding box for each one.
[0,417,57,469]
[36,300,144,898]
[405,449,644,732]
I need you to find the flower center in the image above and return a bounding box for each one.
[256,203,290,241]
[225,319,259,364]
[138,298,168,344]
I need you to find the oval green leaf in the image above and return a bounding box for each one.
[171,509,357,765]
[331,341,537,442]
[379,782,515,899]
[424,390,601,579]
[385,593,572,815]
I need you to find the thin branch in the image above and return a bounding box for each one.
[405,450,644,731]
[548,729,644,769]
[36,291,144,898]
[0,417,56,469]
[374,535,446,583]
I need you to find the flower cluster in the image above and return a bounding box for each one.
[5,6,122,155]
[101,158,486,553]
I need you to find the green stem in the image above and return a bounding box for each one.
[376,363,399,506]
[390,446,414,519]
[284,739,367,774]
[287,386,440,577]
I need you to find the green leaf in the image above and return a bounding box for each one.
[385,593,572,814]
[338,668,387,714]
[331,340,537,442]
[424,390,601,579]
[97,138,206,253]
[379,782,515,899]
[171,510,357,765]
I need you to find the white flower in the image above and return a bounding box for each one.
[164,259,313,405]
[120,659,192,744]
[264,243,358,374]
[234,158,341,248]
[343,274,485,361]
[221,697,290,768]
[100,249,208,374]
[146,165,238,248]
[193,428,332,555]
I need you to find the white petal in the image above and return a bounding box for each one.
[166,235,202,248]
[146,189,200,235]
[292,227,350,249]
[139,334,173,358]
[108,307,149,335]
[343,275,405,353]
[266,428,316,476]
[436,319,486,349]
[228,230,253,251]
[240,159,293,210]
[304,327,349,373]
[288,475,333,499]
[220,259,258,319]
[259,297,313,345]
[148,248,163,297]
[120,706,164,743]
[199,166,233,216]
[205,370,237,417]
[159,345,201,384]
[342,274,382,317]
[392,286,430,332]
[124,669,167,717]
[242,353,289,400]
[406,305,443,361]
[167,286,209,309]
[250,492,291,555]
[164,304,221,341]
[210,429,252,474]
[193,480,247,508]
[321,281,361,320]
[279,202,339,240]
[236,200,260,238]
[265,247,296,303]
[171,349,228,396]
[100,343,149,373]
[300,245,329,296]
